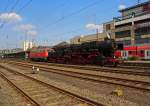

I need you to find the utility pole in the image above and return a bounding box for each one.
[6,35,8,50]
[96,28,99,41]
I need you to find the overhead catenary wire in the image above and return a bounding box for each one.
[35,0,69,27]
[0,0,20,49]
[17,0,33,13]
[39,0,105,45]
[40,0,105,45]
[52,26,84,37]
[2,0,11,13]
[42,0,104,30]
[0,0,20,29]
[0,0,33,49]
[0,0,33,29]
[0,0,11,24]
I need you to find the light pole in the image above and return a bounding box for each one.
[24,31,28,51]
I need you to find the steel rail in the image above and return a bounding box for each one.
[9,61,150,92]
[5,59,150,76]
[15,60,150,76]
[0,64,105,106]
[0,71,41,106]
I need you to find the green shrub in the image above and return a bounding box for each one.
[128,56,139,61]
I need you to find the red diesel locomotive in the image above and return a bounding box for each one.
[29,47,53,61]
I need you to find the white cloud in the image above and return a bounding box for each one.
[19,24,35,31]
[27,30,37,36]
[13,24,37,36]
[118,4,126,10]
[86,24,103,33]
[0,12,22,22]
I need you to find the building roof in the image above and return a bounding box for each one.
[119,1,150,12]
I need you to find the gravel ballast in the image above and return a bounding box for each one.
[0,63,141,106]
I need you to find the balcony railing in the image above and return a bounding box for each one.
[114,10,150,22]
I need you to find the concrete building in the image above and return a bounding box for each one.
[113,1,150,45]
[70,32,108,44]
[71,1,150,46]
[103,21,115,39]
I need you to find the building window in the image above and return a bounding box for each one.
[135,26,150,36]
[78,38,80,42]
[115,30,131,38]
[116,40,131,46]
[135,38,150,44]
[106,24,111,30]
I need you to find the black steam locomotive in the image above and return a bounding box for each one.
[48,38,123,66]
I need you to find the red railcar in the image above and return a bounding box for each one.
[115,45,150,60]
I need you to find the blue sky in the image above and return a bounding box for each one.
[0,0,148,49]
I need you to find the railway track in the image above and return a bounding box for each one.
[7,61,150,92]
[0,64,105,106]
[45,63,150,76]
[46,62,150,76]
[0,70,40,106]
[11,60,150,76]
